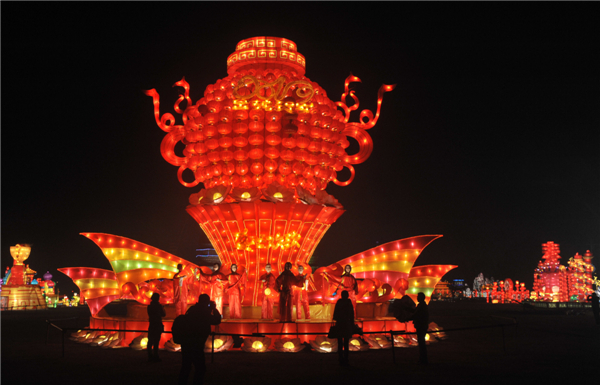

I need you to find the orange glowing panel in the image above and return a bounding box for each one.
[187,200,344,306]
[337,235,442,281]
[407,264,457,303]
[81,233,200,288]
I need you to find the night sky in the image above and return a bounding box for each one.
[2,3,598,297]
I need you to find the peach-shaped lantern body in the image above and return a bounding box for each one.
[309,336,338,353]
[348,337,370,352]
[392,334,412,347]
[364,334,393,349]
[274,337,306,353]
[129,333,149,350]
[241,336,271,353]
[204,335,234,353]
[164,339,182,352]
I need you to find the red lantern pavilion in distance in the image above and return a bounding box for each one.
[146,37,396,306]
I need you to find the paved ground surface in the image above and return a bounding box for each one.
[2,301,599,384]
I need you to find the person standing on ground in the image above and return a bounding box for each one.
[179,294,221,385]
[147,293,165,362]
[409,292,429,365]
[590,284,599,325]
[276,262,299,323]
[333,290,354,366]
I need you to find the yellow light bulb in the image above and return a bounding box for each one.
[283,341,295,349]
[252,341,263,350]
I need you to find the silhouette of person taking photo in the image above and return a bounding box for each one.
[179,294,221,385]
[409,292,429,365]
[333,290,354,366]
[147,293,165,362]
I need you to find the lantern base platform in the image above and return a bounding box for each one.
[88,314,412,348]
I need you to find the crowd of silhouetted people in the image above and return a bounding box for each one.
[147,288,431,384]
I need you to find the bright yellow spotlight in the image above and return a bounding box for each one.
[252,341,264,350]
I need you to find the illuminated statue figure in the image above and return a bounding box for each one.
[259,264,277,319]
[276,262,299,322]
[293,265,310,319]
[173,264,188,316]
[187,267,205,301]
[226,264,245,319]
[325,265,358,318]
[199,263,226,314]
[473,273,484,296]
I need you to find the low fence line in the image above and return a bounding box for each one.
[46,319,517,362]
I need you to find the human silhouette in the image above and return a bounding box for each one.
[179,294,221,385]
[333,290,354,366]
[276,262,299,322]
[147,292,165,362]
[409,292,429,365]
[590,284,599,325]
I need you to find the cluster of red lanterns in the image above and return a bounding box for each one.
[146,37,394,195]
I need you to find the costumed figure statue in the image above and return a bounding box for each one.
[325,265,358,318]
[173,264,188,316]
[293,265,310,319]
[187,267,204,301]
[473,273,484,296]
[276,262,299,323]
[199,263,226,315]
[259,264,277,319]
[225,264,245,319]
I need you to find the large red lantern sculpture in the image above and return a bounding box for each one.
[59,37,458,351]
[145,37,395,307]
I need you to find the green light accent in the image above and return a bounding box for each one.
[110,260,178,274]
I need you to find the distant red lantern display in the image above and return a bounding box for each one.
[531,242,595,302]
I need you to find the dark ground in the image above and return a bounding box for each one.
[2,301,598,385]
